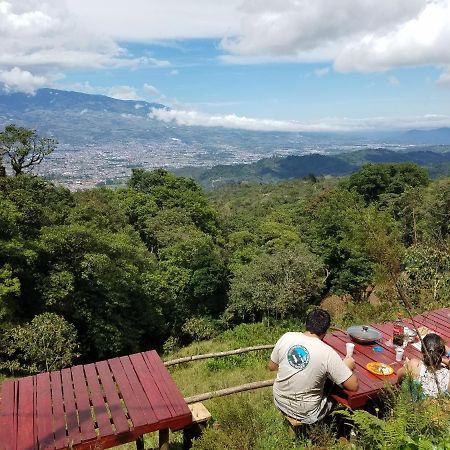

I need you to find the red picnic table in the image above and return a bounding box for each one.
[325,307,450,408]
[0,350,192,450]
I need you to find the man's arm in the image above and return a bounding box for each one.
[342,373,358,392]
[267,359,279,371]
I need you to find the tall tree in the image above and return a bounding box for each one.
[0,124,56,176]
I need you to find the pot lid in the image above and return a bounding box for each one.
[347,325,381,340]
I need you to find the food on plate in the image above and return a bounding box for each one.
[366,362,394,376]
[417,326,429,337]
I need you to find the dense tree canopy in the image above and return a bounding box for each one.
[1,161,449,375]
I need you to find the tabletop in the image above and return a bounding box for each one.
[0,350,192,450]
[324,307,450,409]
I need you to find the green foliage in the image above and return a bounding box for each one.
[36,223,163,357]
[345,163,429,204]
[227,244,324,323]
[297,188,376,294]
[0,264,20,321]
[182,316,220,341]
[338,385,450,449]
[401,244,450,309]
[0,313,78,374]
[128,168,219,236]
[0,124,56,176]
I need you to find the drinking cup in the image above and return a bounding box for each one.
[346,342,355,358]
[395,347,405,362]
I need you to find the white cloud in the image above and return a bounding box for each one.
[150,107,450,132]
[221,0,450,79]
[222,0,424,57]
[170,69,179,75]
[106,85,140,101]
[143,84,160,96]
[0,0,171,93]
[65,0,243,40]
[334,1,450,73]
[0,67,47,93]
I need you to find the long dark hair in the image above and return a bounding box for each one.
[422,333,445,370]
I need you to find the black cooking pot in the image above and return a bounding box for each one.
[347,325,381,344]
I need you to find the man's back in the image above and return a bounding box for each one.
[271,331,352,423]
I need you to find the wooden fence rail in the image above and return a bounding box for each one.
[163,344,274,367]
[184,379,275,404]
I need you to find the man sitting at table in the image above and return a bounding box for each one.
[268,308,359,424]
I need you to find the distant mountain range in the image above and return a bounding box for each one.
[1,88,450,148]
[403,128,450,145]
[1,88,450,187]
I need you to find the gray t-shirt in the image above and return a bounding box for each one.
[271,332,352,423]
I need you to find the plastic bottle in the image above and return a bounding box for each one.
[393,314,404,347]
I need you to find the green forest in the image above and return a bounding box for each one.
[1,128,450,448]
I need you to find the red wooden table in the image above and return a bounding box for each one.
[324,307,450,409]
[0,350,192,450]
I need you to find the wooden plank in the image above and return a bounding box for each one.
[83,363,114,438]
[143,351,190,418]
[0,380,17,450]
[71,365,97,442]
[412,314,446,337]
[49,371,68,450]
[141,352,176,418]
[61,368,82,447]
[424,312,450,338]
[129,353,172,422]
[16,376,36,450]
[107,357,148,428]
[95,360,130,434]
[323,335,379,390]
[36,372,55,450]
[118,355,159,425]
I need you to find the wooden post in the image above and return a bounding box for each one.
[159,428,169,450]
[136,436,144,450]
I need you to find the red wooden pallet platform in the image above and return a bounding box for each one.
[0,350,192,450]
[325,307,450,408]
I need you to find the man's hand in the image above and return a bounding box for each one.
[343,357,355,370]
[267,359,279,371]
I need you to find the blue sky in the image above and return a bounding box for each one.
[1,0,450,131]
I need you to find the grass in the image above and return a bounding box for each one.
[112,305,450,450]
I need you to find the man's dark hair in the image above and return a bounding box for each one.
[305,308,331,335]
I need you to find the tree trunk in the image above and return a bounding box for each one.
[0,164,5,177]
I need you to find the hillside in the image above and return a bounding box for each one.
[177,146,450,189]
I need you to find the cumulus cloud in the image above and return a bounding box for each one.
[0,0,170,93]
[66,0,243,40]
[0,67,47,93]
[221,0,450,79]
[150,108,450,132]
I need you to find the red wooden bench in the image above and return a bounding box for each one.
[324,307,450,408]
[0,350,192,450]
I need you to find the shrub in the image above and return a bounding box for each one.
[0,312,79,374]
